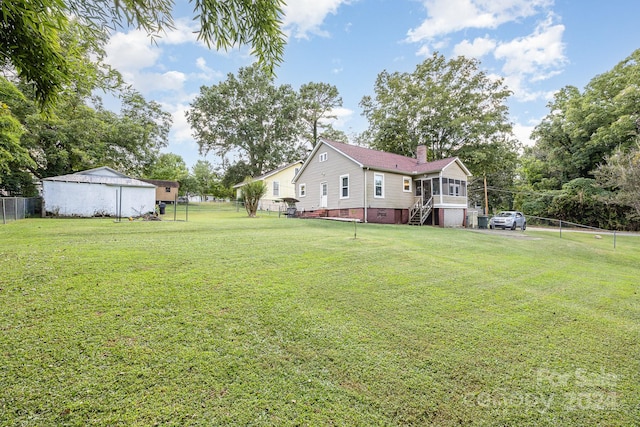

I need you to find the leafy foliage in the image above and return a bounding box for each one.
[1,0,286,110]
[519,49,640,229]
[0,90,35,184]
[146,153,189,181]
[8,88,171,182]
[595,146,640,225]
[0,23,171,195]
[222,161,255,189]
[360,52,517,212]
[187,64,302,177]
[361,52,514,161]
[299,82,343,148]
[528,49,640,189]
[240,179,267,217]
[191,160,229,200]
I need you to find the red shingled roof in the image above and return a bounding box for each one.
[322,139,464,175]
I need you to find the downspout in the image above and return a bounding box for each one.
[439,172,443,205]
[364,167,368,223]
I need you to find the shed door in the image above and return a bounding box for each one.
[320,182,328,208]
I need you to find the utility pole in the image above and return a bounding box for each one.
[483,173,489,215]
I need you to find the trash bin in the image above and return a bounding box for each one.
[478,215,488,229]
[158,202,166,215]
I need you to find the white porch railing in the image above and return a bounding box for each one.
[409,196,433,225]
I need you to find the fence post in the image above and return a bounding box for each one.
[2,198,5,224]
[559,220,562,238]
[614,230,616,249]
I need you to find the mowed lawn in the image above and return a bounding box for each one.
[1,204,638,426]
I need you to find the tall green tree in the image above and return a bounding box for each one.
[360,52,514,162]
[1,0,286,110]
[222,161,254,188]
[299,82,343,148]
[0,102,34,184]
[317,126,349,144]
[0,23,171,194]
[11,87,171,181]
[360,52,517,212]
[146,153,189,181]
[187,64,302,177]
[192,160,217,200]
[529,49,640,188]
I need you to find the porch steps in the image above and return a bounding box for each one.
[408,197,433,226]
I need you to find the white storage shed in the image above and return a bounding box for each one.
[42,167,156,217]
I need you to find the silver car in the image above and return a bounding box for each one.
[489,211,526,230]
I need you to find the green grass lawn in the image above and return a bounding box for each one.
[1,203,638,426]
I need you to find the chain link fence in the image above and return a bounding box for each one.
[1,197,42,224]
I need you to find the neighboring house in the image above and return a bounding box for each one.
[292,139,472,226]
[42,167,156,217]
[140,179,180,203]
[233,161,304,212]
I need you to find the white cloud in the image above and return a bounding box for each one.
[194,57,222,81]
[282,0,352,39]
[513,122,535,147]
[133,71,187,94]
[406,1,567,103]
[416,45,431,57]
[494,16,566,78]
[169,103,196,145]
[159,18,200,45]
[105,30,161,73]
[407,0,552,42]
[453,36,497,58]
[330,106,354,130]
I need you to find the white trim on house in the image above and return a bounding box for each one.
[320,182,328,207]
[374,173,384,198]
[442,158,472,177]
[402,176,412,192]
[339,174,349,199]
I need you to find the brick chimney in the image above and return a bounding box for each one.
[416,145,427,164]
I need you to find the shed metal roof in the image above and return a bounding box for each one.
[42,167,156,188]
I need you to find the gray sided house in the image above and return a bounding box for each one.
[292,139,472,226]
[42,167,156,217]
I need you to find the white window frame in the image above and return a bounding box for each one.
[273,181,280,197]
[299,183,306,198]
[339,174,349,199]
[374,173,384,198]
[319,152,328,162]
[402,176,411,193]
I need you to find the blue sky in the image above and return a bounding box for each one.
[104,0,640,169]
